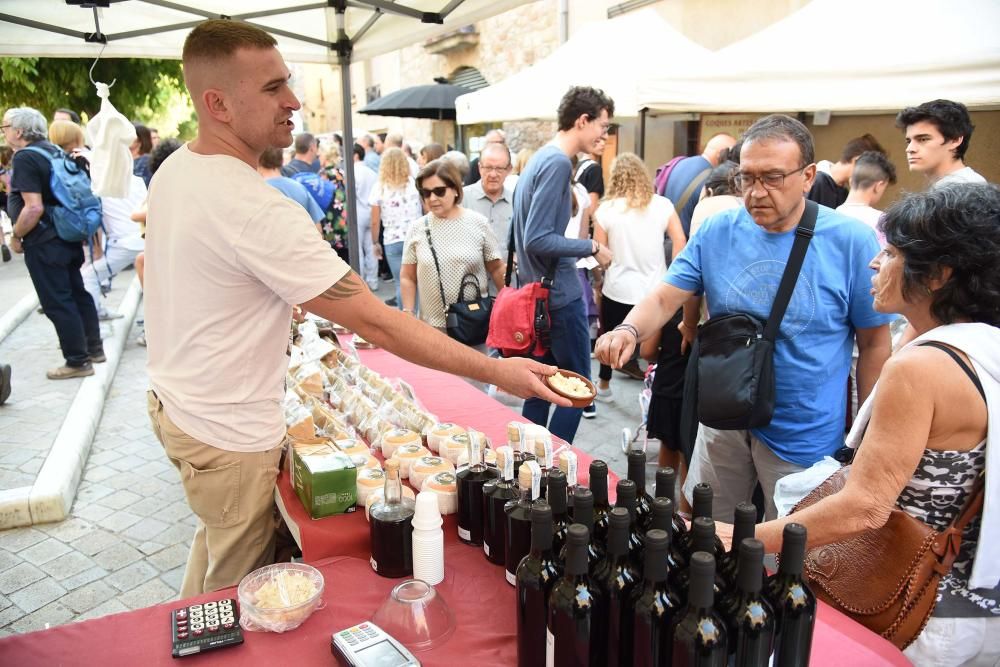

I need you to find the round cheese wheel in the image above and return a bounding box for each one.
[356,467,385,506]
[426,423,465,454]
[393,444,430,479]
[380,428,420,459]
[421,471,458,515]
[409,456,454,489]
[336,439,370,459]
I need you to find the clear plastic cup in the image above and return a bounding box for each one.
[371,579,455,651]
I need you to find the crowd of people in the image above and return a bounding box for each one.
[0,17,997,664]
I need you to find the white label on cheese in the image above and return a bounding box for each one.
[458,526,471,541]
[546,628,555,667]
[505,569,516,586]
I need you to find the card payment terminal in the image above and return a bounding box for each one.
[331,622,420,667]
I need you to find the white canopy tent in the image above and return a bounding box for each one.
[0,0,531,269]
[454,7,712,125]
[637,0,1000,114]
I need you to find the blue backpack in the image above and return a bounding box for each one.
[290,171,334,211]
[22,145,103,242]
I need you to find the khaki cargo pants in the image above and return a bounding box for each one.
[147,391,284,598]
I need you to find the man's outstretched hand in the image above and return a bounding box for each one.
[491,357,572,407]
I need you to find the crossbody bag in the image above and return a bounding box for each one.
[693,200,818,430]
[423,220,493,347]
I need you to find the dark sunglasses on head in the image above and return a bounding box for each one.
[419,186,450,199]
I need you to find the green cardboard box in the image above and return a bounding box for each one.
[291,445,358,519]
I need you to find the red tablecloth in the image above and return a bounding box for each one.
[0,547,909,666]
[277,344,617,562]
[0,345,910,665]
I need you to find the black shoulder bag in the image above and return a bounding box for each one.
[424,220,493,346]
[693,200,818,430]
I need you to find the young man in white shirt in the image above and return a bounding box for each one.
[146,19,569,598]
[897,99,986,189]
[836,150,897,245]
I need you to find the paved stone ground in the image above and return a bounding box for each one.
[0,270,649,637]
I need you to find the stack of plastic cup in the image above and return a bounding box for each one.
[411,491,445,585]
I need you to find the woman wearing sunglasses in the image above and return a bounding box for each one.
[400,159,504,350]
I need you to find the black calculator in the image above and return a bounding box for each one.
[170,598,244,658]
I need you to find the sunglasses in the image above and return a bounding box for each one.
[419,186,451,199]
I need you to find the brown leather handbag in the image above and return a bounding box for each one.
[790,468,985,650]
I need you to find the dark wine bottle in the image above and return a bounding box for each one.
[614,479,644,568]
[680,483,726,561]
[767,524,816,667]
[648,497,684,576]
[720,502,758,589]
[547,524,607,666]
[671,551,728,667]
[516,503,562,667]
[632,528,680,667]
[593,508,640,667]
[484,445,518,565]
[728,538,775,666]
[563,488,604,571]
[547,470,571,558]
[456,431,499,546]
[369,459,415,578]
[626,451,653,531]
[672,517,726,608]
[506,461,542,586]
[589,460,611,549]
[655,466,688,542]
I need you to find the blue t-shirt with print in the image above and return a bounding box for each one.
[266,177,325,223]
[666,204,892,466]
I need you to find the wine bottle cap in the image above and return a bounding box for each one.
[691,516,717,554]
[627,450,646,486]
[655,467,676,500]
[385,459,400,477]
[607,508,630,556]
[567,522,589,546]
[644,529,669,581]
[616,480,637,525]
[565,523,590,575]
[496,445,514,481]
[530,502,554,551]
[547,470,567,514]
[649,497,674,537]
[692,482,714,519]
[572,488,594,531]
[506,421,521,445]
[589,460,608,502]
[780,523,807,575]
[732,502,757,547]
[737,538,765,593]
[689,551,717,608]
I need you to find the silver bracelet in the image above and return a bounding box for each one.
[613,323,638,341]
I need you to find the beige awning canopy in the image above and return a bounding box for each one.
[0,0,532,271]
[0,0,530,63]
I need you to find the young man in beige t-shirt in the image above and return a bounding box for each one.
[147,20,568,598]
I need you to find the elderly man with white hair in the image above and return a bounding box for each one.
[3,106,104,379]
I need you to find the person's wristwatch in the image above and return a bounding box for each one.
[590,240,599,256]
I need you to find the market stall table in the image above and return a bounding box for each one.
[276,343,617,562]
[0,546,909,666]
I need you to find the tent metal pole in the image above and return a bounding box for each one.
[332,2,361,274]
[637,107,647,160]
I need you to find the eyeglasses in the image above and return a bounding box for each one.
[734,165,808,191]
[0,125,11,131]
[480,165,510,174]
[419,186,451,199]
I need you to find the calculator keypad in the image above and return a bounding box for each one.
[172,598,243,657]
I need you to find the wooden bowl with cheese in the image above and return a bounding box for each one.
[544,369,596,408]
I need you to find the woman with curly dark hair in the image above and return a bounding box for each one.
[746,183,1000,665]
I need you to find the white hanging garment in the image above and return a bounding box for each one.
[86,82,136,198]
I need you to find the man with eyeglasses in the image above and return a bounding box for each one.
[511,86,615,444]
[463,141,514,276]
[596,114,892,521]
[464,129,506,186]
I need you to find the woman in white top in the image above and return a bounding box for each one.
[400,159,503,346]
[593,152,685,396]
[369,147,424,308]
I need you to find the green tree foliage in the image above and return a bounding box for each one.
[0,57,184,121]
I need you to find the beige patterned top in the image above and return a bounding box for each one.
[402,209,502,328]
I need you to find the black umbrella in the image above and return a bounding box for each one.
[358,78,471,120]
